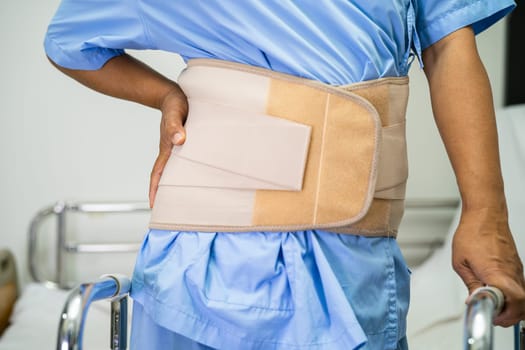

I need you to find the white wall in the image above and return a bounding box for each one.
[0,0,185,285]
[0,0,508,285]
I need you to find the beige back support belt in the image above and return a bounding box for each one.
[150,59,409,237]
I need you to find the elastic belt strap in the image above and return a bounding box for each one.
[150,59,409,237]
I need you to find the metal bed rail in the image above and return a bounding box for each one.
[28,201,149,289]
[57,274,131,350]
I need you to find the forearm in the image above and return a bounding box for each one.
[48,53,185,111]
[423,27,506,212]
[424,28,525,326]
[48,53,189,207]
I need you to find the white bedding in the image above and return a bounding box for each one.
[0,283,115,350]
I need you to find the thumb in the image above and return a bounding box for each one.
[171,131,186,145]
[455,263,484,303]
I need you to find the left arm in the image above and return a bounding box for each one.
[422,26,525,326]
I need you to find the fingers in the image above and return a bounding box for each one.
[149,150,169,208]
[459,264,525,326]
[492,278,525,327]
[494,305,525,327]
[149,93,187,207]
[149,125,186,208]
[456,260,525,327]
[148,87,188,208]
[459,269,525,327]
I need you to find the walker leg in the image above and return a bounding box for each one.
[516,320,524,350]
[111,296,128,350]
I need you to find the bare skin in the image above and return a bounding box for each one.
[48,25,525,326]
[423,26,525,326]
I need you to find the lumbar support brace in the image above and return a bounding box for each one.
[150,59,409,237]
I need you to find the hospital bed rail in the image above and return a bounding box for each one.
[56,274,131,350]
[23,200,149,350]
[28,201,149,289]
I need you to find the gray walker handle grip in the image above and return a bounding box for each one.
[464,286,505,350]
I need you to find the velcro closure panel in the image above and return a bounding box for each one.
[159,99,311,191]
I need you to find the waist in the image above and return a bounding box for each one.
[150,59,409,237]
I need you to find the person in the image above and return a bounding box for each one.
[44,1,525,349]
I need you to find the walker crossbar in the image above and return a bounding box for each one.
[56,274,131,350]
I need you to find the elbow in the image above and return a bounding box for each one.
[45,54,82,79]
[46,55,70,77]
[46,55,60,69]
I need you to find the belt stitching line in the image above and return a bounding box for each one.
[313,93,330,224]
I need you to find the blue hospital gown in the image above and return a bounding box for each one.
[44,1,515,349]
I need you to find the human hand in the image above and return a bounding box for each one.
[149,87,188,208]
[452,207,525,327]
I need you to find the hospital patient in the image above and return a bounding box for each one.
[44,1,525,349]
